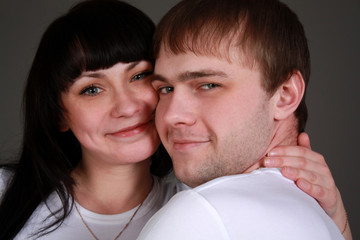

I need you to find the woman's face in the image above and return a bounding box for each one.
[61,61,159,165]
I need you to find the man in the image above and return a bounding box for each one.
[138,0,343,239]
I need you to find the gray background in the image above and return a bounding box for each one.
[0,0,359,237]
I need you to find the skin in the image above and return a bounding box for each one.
[62,61,159,165]
[61,60,158,213]
[153,51,277,187]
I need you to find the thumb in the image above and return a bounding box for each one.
[298,132,311,149]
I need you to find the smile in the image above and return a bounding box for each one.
[108,121,153,138]
[172,139,210,151]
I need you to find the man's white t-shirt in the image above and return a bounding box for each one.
[138,168,343,240]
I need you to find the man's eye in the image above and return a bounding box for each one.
[131,71,153,82]
[200,83,219,90]
[80,85,103,96]
[158,86,174,94]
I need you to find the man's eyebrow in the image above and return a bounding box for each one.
[151,70,228,83]
[178,70,228,81]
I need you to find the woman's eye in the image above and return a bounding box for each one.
[200,83,219,90]
[158,86,174,94]
[80,85,103,96]
[131,71,153,82]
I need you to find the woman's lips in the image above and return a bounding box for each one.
[109,121,152,138]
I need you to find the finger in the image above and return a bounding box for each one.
[263,155,327,172]
[279,166,338,215]
[280,167,336,195]
[281,167,320,184]
[264,156,333,189]
[267,146,325,165]
[295,179,337,210]
[298,132,311,149]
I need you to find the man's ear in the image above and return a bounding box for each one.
[273,70,305,120]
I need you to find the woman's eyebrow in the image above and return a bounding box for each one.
[79,72,106,79]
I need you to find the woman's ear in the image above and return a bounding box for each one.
[58,118,69,132]
[273,70,305,120]
[59,124,69,132]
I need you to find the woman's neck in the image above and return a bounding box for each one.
[72,158,153,214]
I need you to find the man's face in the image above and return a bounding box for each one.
[153,50,276,187]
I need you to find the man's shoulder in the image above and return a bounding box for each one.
[139,168,343,240]
[138,188,231,240]
[157,168,323,216]
[190,168,343,239]
[191,168,327,222]
[192,168,297,202]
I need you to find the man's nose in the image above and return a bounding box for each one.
[162,91,197,127]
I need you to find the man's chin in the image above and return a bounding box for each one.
[174,168,214,188]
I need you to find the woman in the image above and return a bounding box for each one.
[0,0,350,239]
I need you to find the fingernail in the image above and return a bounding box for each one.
[267,151,276,157]
[264,158,274,166]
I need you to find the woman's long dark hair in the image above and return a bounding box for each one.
[0,1,172,239]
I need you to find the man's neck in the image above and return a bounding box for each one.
[244,115,299,173]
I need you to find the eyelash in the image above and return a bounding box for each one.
[158,86,174,94]
[131,71,153,82]
[78,70,153,96]
[80,85,102,96]
[200,83,220,90]
[156,83,220,95]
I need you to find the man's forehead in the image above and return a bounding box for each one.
[154,47,258,78]
[156,42,256,67]
[154,51,229,74]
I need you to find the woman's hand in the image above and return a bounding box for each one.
[263,132,351,239]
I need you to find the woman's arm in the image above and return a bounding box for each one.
[263,132,352,240]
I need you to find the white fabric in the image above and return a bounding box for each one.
[138,168,344,240]
[0,169,186,240]
[0,168,12,200]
